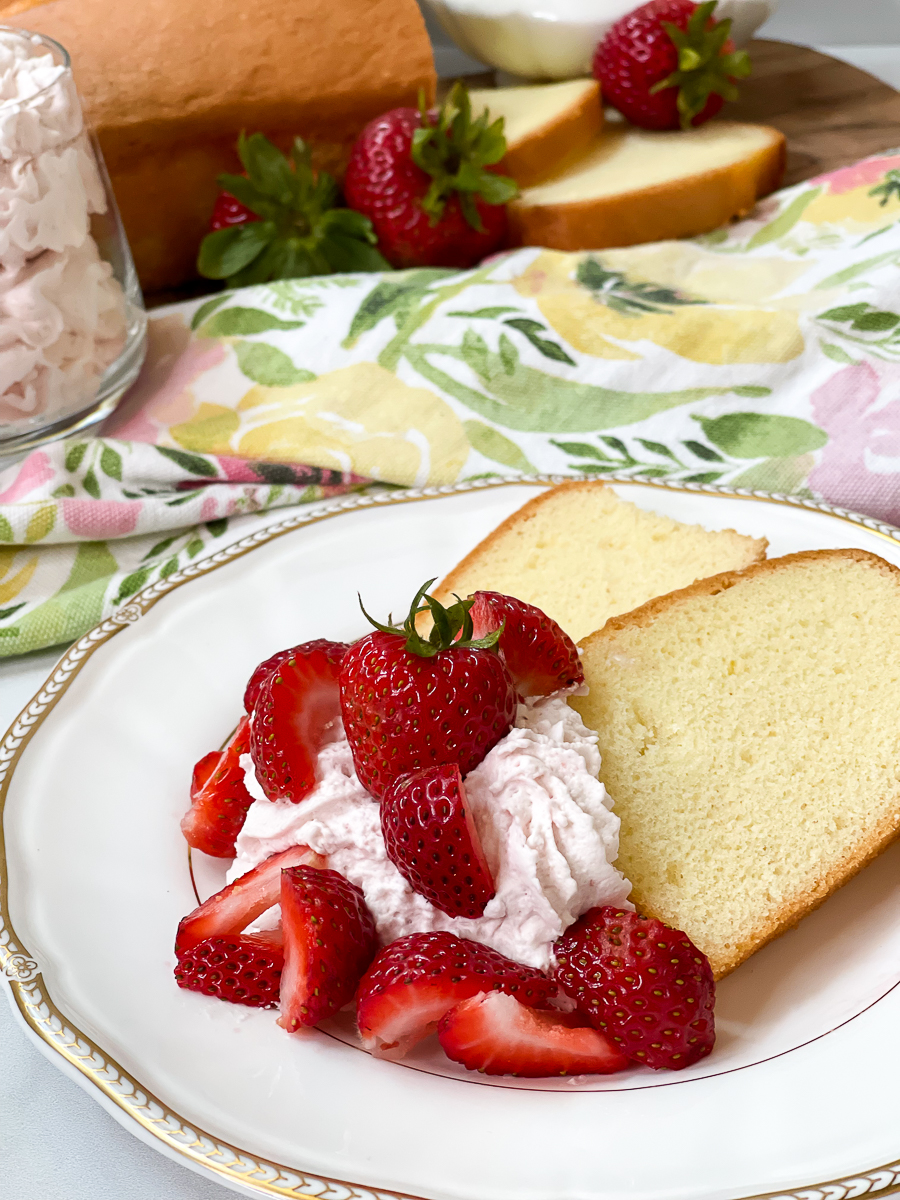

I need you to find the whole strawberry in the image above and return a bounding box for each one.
[198,132,388,287]
[344,82,518,269]
[339,581,517,799]
[553,906,715,1070]
[593,0,750,131]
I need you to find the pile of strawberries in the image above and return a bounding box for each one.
[175,583,715,1077]
[199,1,751,281]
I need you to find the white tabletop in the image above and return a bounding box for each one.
[5,1,900,1196]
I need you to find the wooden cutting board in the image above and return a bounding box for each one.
[729,39,900,186]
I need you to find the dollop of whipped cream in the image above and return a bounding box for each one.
[229,694,632,971]
[0,31,127,428]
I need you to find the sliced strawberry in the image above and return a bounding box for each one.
[438,990,629,1077]
[175,845,322,954]
[250,640,349,803]
[553,906,716,1070]
[243,640,349,715]
[356,931,556,1059]
[181,717,255,858]
[470,591,584,697]
[279,865,377,1032]
[174,931,284,1009]
[192,750,220,795]
[381,763,494,918]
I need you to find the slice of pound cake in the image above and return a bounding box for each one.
[433,482,766,642]
[572,549,900,979]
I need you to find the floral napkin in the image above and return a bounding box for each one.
[2,150,900,658]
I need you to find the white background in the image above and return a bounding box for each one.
[4,2,900,1198]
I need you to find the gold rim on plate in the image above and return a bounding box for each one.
[2,473,900,1200]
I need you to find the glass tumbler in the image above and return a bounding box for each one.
[0,26,146,453]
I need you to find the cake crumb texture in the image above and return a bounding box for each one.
[573,549,900,979]
[434,482,767,643]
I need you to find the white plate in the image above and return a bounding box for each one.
[4,477,900,1200]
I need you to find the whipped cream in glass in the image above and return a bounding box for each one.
[229,694,632,972]
[0,28,143,446]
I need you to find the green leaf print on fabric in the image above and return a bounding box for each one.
[344,270,454,347]
[575,259,703,314]
[82,468,100,499]
[100,445,123,481]
[156,447,219,477]
[59,541,119,594]
[820,342,858,364]
[869,168,900,207]
[552,441,612,462]
[114,566,153,605]
[198,307,304,337]
[695,413,827,458]
[818,301,900,359]
[727,454,815,491]
[464,420,536,473]
[234,341,316,387]
[683,440,724,462]
[406,341,735,433]
[65,441,88,473]
[745,187,822,250]
[190,294,230,330]
[0,602,25,621]
[0,516,13,542]
[503,318,576,366]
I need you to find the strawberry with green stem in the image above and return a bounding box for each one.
[198,133,389,287]
[593,0,751,132]
[344,82,518,269]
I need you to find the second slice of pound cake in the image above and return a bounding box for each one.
[573,549,900,979]
[433,482,766,642]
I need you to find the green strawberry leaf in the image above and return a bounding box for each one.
[198,223,275,280]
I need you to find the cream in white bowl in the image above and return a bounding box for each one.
[422,0,780,80]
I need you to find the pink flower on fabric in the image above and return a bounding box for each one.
[0,449,55,503]
[808,360,900,525]
[104,315,227,443]
[809,154,900,196]
[61,499,142,539]
[199,494,219,522]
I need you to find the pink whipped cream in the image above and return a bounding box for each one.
[229,694,632,971]
[0,31,127,427]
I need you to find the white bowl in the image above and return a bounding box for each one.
[423,0,780,81]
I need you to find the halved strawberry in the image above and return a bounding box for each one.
[470,591,584,697]
[279,865,377,1032]
[250,640,349,803]
[174,931,284,1009]
[438,991,629,1077]
[181,717,255,858]
[192,750,220,794]
[244,639,349,715]
[175,845,322,954]
[356,931,556,1059]
[553,906,716,1070]
[381,763,495,918]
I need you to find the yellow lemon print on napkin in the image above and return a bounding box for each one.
[235,362,470,486]
[514,249,803,366]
